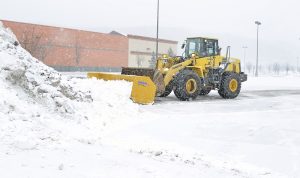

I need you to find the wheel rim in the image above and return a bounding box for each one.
[229,79,238,92]
[185,79,197,94]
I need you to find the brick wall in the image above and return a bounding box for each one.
[2,20,128,71]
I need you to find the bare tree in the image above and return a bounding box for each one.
[258,65,263,75]
[20,27,52,61]
[136,55,144,67]
[297,59,300,73]
[246,62,252,74]
[168,47,175,57]
[148,52,157,68]
[285,63,290,75]
[273,63,280,75]
[289,65,295,74]
[75,33,81,65]
[267,64,273,74]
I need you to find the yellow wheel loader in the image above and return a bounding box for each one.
[88,37,247,104]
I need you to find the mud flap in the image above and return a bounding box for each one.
[240,72,247,82]
[88,72,156,105]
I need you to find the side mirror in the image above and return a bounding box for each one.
[181,43,186,49]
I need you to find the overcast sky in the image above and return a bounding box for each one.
[1,0,300,65]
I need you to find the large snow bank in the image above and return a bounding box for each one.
[0,21,139,152]
[0,23,92,114]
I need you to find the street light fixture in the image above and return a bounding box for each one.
[255,21,261,77]
[242,46,248,73]
[156,0,160,61]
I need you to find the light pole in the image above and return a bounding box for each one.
[297,57,299,73]
[156,0,160,61]
[255,21,261,77]
[242,46,248,72]
[298,38,300,73]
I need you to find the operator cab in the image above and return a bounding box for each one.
[183,37,220,58]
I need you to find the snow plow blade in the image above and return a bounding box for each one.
[121,67,165,95]
[87,72,156,105]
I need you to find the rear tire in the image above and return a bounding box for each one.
[174,70,201,101]
[218,72,241,99]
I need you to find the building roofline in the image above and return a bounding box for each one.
[0,19,127,38]
[1,19,178,44]
[127,34,178,44]
[109,30,125,36]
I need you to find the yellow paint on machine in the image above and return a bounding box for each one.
[87,73,156,105]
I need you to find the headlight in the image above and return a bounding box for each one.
[162,54,168,58]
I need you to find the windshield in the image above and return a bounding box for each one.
[185,39,200,58]
[188,41,197,55]
[185,38,219,58]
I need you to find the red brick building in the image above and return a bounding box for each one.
[2,20,129,72]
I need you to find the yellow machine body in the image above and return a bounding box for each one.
[156,55,241,88]
[87,37,246,104]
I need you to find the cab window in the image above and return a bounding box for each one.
[207,41,215,56]
[188,41,196,55]
[205,40,218,56]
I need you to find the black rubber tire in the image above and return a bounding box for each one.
[218,72,241,99]
[153,70,165,95]
[173,70,201,101]
[158,80,173,97]
[199,88,211,96]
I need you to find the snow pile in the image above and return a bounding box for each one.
[0,23,92,114]
[0,21,139,152]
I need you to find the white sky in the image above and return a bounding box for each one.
[1,0,300,65]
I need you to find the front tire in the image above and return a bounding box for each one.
[174,70,201,101]
[159,80,173,97]
[218,72,241,99]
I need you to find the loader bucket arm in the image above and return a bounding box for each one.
[87,72,156,105]
[163,59,194,86]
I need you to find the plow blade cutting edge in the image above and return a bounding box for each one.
[87,72,157,105]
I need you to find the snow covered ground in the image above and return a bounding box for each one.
[3,76,300,178]
[96,76,300,178]
[1,21,300,178]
